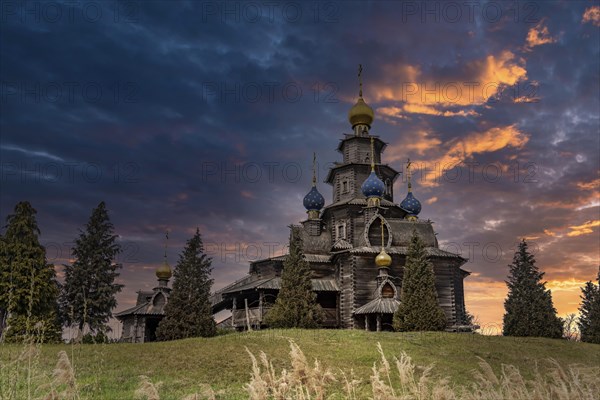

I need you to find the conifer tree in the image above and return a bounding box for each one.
[0,201,61,343]
[578,268,600,344]
[393,229,447,331]
[60,202,123,336]
[156,229,216,340]
[0,232,5,336]
[503,239,563,338]
[263,229,323,329]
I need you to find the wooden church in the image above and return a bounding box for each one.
[210,72,471,331]
[115,256,172,342]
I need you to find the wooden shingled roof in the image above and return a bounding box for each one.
[354,297,401,315]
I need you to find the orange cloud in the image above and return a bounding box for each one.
[533,192,600,211]
[384,103,480,117]
[426,197,438,205]
[430,125,528,171]
[577,178,600,191]
[583,6,600,27]
[567,220,600,237]
[525,21,557,49]
[240,190,255,199]
[402,103,479,117]
[386,125,529,187]
[370,51,527,117]
[546,278,590,292]
[384,130,442,159]
[513,95,540,103]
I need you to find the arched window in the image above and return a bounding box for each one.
[381,282,395,298]
[153,292,166,308]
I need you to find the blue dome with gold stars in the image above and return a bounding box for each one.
[361,171,385,198]
[303,186,325,211]
[400,191,421,216]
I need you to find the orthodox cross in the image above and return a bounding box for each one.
[358,64,363,97]
[312,152,317,187]
[164,230,169,261]
[406,158,412,191]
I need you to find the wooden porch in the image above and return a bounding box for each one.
[231,306,339,329]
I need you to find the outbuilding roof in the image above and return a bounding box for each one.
[354,297,401,315]
[221,277,339,294]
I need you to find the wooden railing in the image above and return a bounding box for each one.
[232,307,338,328]
[232,306,271,327]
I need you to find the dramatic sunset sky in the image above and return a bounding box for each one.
[1,1,599,332]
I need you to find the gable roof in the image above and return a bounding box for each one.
[115,289,169,318]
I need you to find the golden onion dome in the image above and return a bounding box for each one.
[156,260,172,280]
[348,96,374,128]
[375,249,392,268]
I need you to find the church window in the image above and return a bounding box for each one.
[342,180,348,193]
[337,224,346,239]
[381,282,395,298]
[153,293,166,307]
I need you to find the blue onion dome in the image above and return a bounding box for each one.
[400,191,422,217]
[303,186,325,211]
[361,171,385,198]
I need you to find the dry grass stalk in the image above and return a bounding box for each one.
[48,350,80,399]
[0,342,47,400]
[461,357,600,400]
[245,340,336,400]
[244,341,599,400]
[181,383,217,400]
[134,375,162,400]
[340,369,361,400]
[371,342,455,400]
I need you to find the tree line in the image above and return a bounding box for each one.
[0,201,216,343]
[0,200,598,343]
[269,229,600,343]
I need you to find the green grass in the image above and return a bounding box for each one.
[1,329,599,399]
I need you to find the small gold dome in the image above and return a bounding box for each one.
[156,261,172,280]
[348,97,374,127]
[375,249,392,268]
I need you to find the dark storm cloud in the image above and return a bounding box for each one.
[1,1,598,319]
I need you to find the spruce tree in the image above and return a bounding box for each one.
[60,202,123,336]
[393,229,447,331]
[503,239,563,338]
[156,228,216,340]
[0,201,61,343]
[0,232,5,336]
[263,229,324,329]
[578,268,600,344]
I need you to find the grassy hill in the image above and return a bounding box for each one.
[1,329,599,399]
